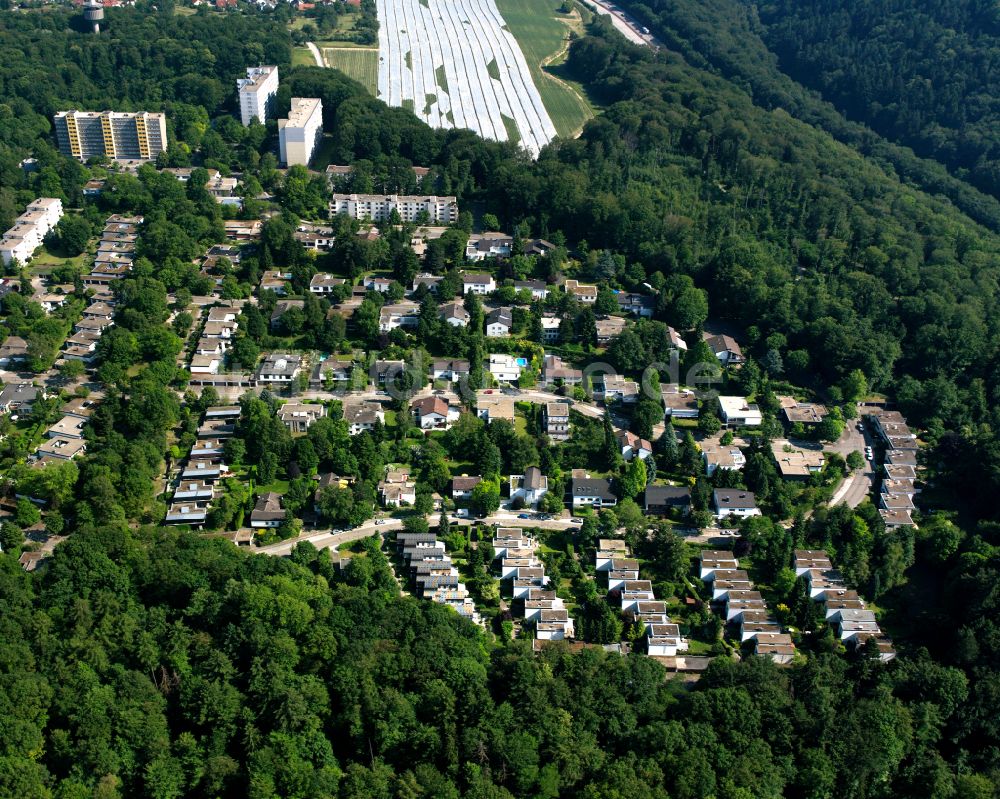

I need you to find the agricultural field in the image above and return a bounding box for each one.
[323,47,380,94]
[495,0,594,137]
[375,0,558,155]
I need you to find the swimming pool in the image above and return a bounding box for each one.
[515,358,528,367]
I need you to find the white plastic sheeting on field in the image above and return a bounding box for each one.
[376,0,557,156]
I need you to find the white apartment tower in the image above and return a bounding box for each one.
[237,66,279,127]
[329,194,459,223]
[278,98,323,167]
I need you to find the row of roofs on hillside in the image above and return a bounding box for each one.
[700,550,796,664]
[495,527,573,640]
[598,538,689,656]
[795,549,896,661]
[866,407,920,529]
[397,528,482,625]
[164,405,240,528]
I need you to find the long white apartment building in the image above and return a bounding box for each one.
[54,111,167,161]
[278,98,323,167]
[329,193,458,223]
[1,198,63,266]
[237,65,279,126]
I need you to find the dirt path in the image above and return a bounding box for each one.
[306,42,325,67]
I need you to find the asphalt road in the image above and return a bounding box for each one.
[583,0,660,48]
[828,418,877,508]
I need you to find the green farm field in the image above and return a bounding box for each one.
[323,47,379,95]
[496,0,595,138]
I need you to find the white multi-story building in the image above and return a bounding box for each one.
[278,98,323,167]
[329,194,458,223]
[1,198,63,266]
[237,65,279,127]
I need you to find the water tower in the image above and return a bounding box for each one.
[83,0,104,34]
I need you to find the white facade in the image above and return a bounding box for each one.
[718,395,763,426]
[1,198,63,266]
[278,98,323,167]
[330,193,458,223]
[237,66,279,127]
[489,354,522,383]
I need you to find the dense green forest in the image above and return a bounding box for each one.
[614,0,1000,231]
[2,4,1000,796]
[755,0,1000,201]
[2,525,996,799]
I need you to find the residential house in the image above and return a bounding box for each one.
[488,353,522,383]
[644,485,691,515]
[542,354,582,386]
[752,633,796,664]
[270,300,305,330]
[257,354,302,384]
[713,489,761,519]
[771,440,825,479]
[595,316,627,346]
[259,270,291,294]
[462,273,496,295]
[598,374,639,403]
[564,279,597,304]
[485,307,512,337]
[36,437,86,461]
[667,326,687,351]
[617,292,655,318]
[250,492,285,528]
[61,397,96,419]
[476,394,516,424]
[544,402,570,441]
[364,276,393,293]
[616,429,652,461]
[465,233,513,261]
[411,273,442,293]
[165,502,208,527]
[310,358,355,388]
[190,355,221,375]
[572,476,617,508]
[173,481,215,502]
[515,279,548,300]
[0,384,40,414]
[510,466,548,507]
[661,384,699,419]
[0,335,28,368]
[439,301,470,327]
[718,395,763,426]
[277,402,325,433]
[310,273,346,295]
[432,359,471,382]
[412,396,459,430]
[46,415,86,440]
[451,476,482,500]
[373,359,405,385]
[379,467,416,506]
[779,396,827,426]
[705,334,745,366]
[702,443,746,476]
[343,400,384,435]
[540,315,561,342]
[378,301,420,332]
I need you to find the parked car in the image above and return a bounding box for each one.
[570,517,583,523]
[517,513,532,519]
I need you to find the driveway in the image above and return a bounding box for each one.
[828,419,877,508]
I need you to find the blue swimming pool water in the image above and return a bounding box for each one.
[516,358,528,367]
